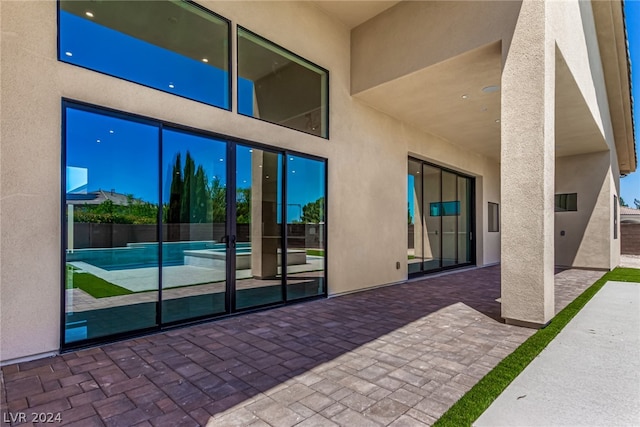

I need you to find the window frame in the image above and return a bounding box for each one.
[488,202,500,232]
[555,193,578,212]
[60,98,328,351]
[236,25,330,139]
[57,0,233,111]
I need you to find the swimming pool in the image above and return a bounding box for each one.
[67,241,251,271]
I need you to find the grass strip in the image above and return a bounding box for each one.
[434,267,640,427]
[306,249,325,257]
[67,268,134,298]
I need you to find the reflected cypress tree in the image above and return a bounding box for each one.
[167,153,183,224]
[193,165,209,223]
[209,176,226,223]
[181,152,195,223]
[236,187,251,224]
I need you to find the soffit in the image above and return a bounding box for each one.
[592,0,636,174]
[311,1,401,29]
[354,41,608,161]
[354,42,503,160]
[555,48,609,157]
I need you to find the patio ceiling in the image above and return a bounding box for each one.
[353,41,608,162]
[312,1,401,29]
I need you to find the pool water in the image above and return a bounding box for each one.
[67,241,251,271]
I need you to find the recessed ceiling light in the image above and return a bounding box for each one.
[96,139,101,143]
[266,175,270,179]
[109,130,114,134]
[461,94,469,99]
[482,85,500,93]
[289,157,294,161]
[85,11,94,18]
[168,83,175,88]
[292,170,296,174]
[219,158,224,162]
[65,51,73,57]
[202,58,209,63]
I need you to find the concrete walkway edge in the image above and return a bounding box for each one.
[474,280,640,427]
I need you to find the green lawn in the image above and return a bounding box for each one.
[434,267,640,427]
[66,265,134,298]
[306,249,325,257]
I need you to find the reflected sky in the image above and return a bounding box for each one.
[66,107,325,222]
[66,109,159,201]
[59,10,229,108]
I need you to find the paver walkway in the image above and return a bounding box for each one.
[0,266,603,427]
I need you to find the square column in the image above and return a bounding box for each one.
[501,0,555,328]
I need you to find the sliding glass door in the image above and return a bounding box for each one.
[63,102,327,347]
[161,130,228,323]
[407,158,474,276]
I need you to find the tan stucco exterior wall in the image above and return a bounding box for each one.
[555,152,617,270]
[0,1,504,362]
[500,0,623,327]
[351,1,522,94]
[550,0,621,270]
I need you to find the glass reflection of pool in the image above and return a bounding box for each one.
[67,240,308,272]
[184,247,307,270]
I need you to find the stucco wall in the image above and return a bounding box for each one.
[555,152,616,269]
[0,1,501,362]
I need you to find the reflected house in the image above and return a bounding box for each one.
[0,0,636,362]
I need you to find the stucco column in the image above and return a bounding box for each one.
[250,151,279,279]
[501,0,555,327]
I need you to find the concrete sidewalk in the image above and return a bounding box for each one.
[475,281,640,427]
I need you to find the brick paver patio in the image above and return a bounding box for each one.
[0,266,603,426]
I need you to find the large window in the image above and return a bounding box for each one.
[59,0,230,108]
[63,102,327,347]
[238,27,329,138]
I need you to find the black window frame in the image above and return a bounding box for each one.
[56,0,233,111]
[236,25,330,139]
[60,98,328,351]
[488,202,500,232]
[555,193,578,212]
[614,195,618,240]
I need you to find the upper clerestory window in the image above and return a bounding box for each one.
[238,27,329,138]
[58,0,230,109]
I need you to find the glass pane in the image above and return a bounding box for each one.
[423,165,441,271]
[59,0,229,108]
[489,202,499,232]
[458,177,471,264]
[286,155,326,300]
[238,27,328,138]
[442,171,457,267]
[235,146,284,309]
[408,160,423,274]
[64,107,159,343]
[161,130,227,323]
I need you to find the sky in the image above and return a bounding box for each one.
[623,1,640,208]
